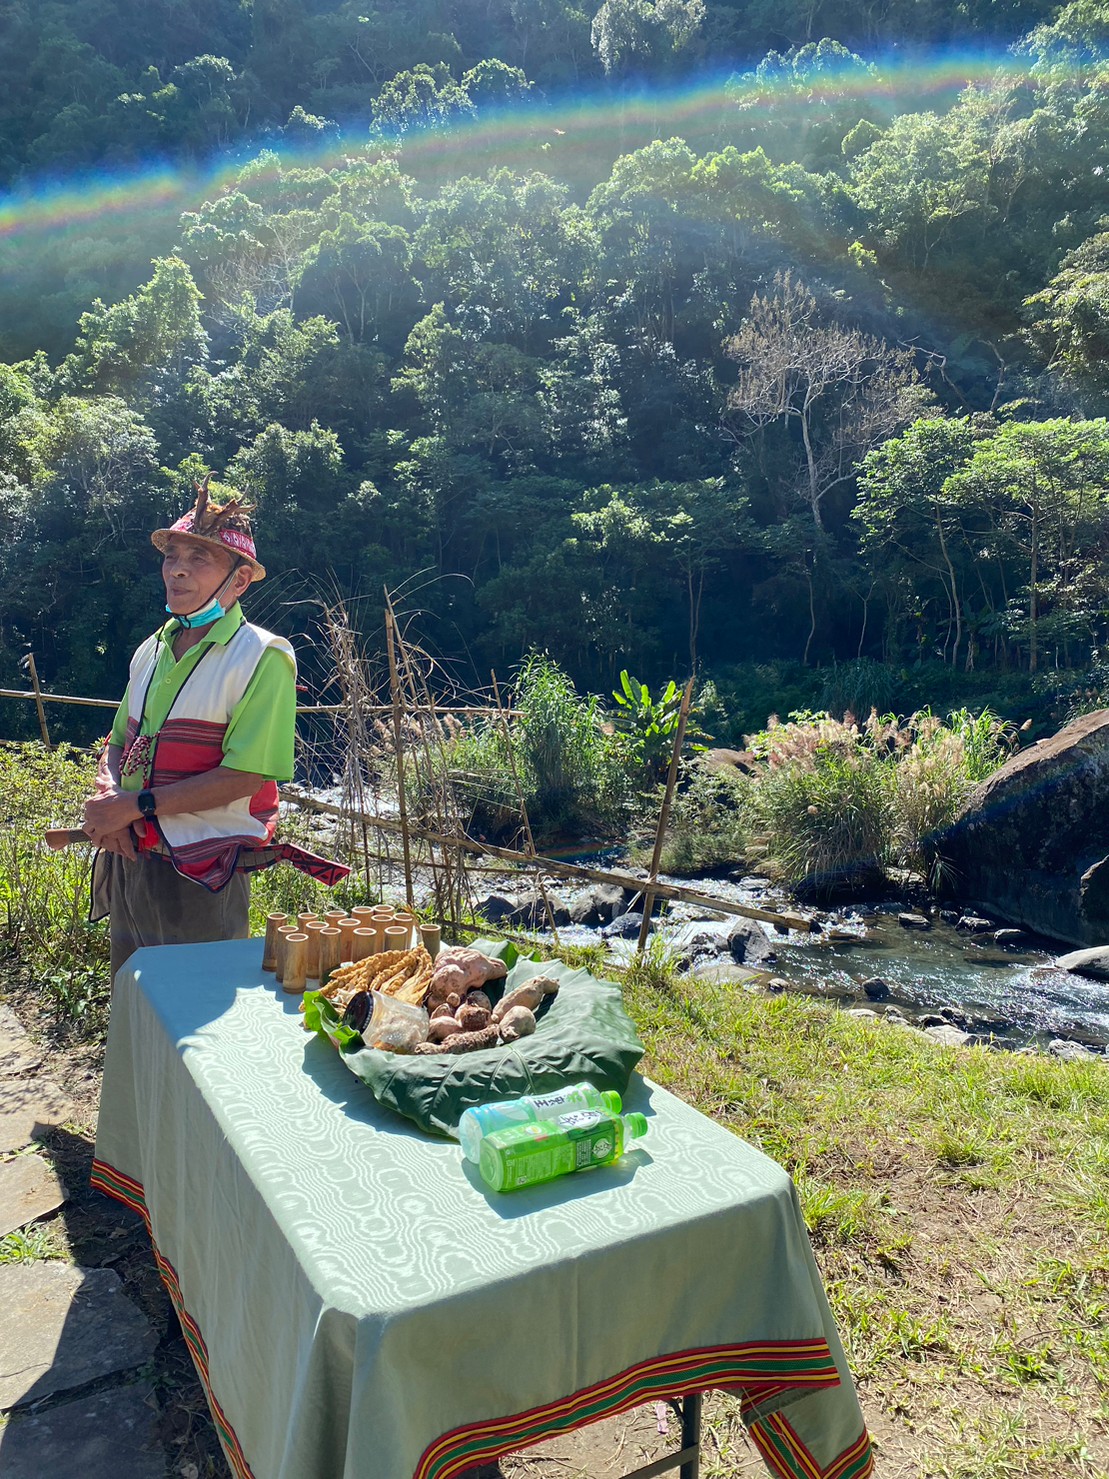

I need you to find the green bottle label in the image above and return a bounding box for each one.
[482,1111,624,1190]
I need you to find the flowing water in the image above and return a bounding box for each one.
[549,870,1109,1052]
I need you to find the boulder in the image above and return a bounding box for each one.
[928,709,1109,947]
[474,892,520,925]
[600,911,647,940]
[508,891,571,929]
[568,884,632,927]
[1054,945,1109,980]
[861,977,890,1001]
[725,918,774,965]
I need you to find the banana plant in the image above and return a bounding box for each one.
[611,671,686,779]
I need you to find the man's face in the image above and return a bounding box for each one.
[161,536,249,616]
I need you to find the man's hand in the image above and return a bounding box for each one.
[83,790,141,842]
[96,825,138,859]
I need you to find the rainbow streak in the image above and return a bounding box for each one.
[0,46,1103,250]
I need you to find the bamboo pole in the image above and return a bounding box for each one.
[278,785,812,933]
[25,656,52,749]
[0,688,517,717]
[384,595,415,908]
[637,678,694,956]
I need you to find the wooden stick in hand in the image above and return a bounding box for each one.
[44,828,91,850]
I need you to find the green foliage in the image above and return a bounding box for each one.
[611,670,683,778]
[0,743,110,1029]
[637,760,751,875]
[422,654,631,843]
[742,709,1013,894]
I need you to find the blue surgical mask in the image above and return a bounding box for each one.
[166,564,240,629]
[169,594,227,628]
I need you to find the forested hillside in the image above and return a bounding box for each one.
[3,0,1109,736]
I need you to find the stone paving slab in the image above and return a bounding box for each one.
[0,1075,76,1154]
[0,1381,164,1479]
[0,1262,157,1410]
[0,1153,66,1238]
[0,1004,44,1079]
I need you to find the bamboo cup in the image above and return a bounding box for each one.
[297,911,318,931]
[262,913,288,971]
[352,906,377,923]
[338,917,360,962]
[370,904,395,919]
[351,927,376,962]
[282,934,309,994]
[324,909,345,928]
[420,923,442,960]
[304,921,325,980]
[275,924,298,983]
[318,927,342,988]
[383,924,409,953]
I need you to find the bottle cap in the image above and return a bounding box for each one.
[625,1113,648,1139]
[601,1090,622,1114]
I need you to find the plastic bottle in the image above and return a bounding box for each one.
[457,1083,624,1163]
[478,1110,649,1193]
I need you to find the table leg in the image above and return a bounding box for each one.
[679,1392,701,1479]
[617,1393,702,1479]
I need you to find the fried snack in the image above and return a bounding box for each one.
[319,947,421,1009]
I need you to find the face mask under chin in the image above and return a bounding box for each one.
[166,564,240,629]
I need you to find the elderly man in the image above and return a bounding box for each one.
[84,477,301,983]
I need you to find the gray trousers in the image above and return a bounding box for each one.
[94,851,250,984]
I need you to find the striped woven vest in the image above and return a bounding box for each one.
[121,621,296,891]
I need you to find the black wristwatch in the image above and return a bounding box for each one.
[137,789,158,819]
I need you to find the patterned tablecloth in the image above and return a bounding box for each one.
[92,938,873,1479]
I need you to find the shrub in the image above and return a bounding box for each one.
[748,721,892,898]
[0,741,110,1025]
[632,761,751,876]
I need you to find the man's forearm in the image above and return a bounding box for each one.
[148,767,264,818]
[83,765,264,838]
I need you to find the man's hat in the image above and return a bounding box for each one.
[151,474,266,581]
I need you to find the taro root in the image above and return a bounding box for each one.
[413,1022,499,1055]
[427,1015,466,1043]
[430,1002,456,1021]
[457,1003,491,1032]
[497,1005,537,1043]
[465,989,492,1014]
[491,976,558,1024]
[426,948,508,1010]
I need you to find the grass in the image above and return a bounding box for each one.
[614,959,1109,1476]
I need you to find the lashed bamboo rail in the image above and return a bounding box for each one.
[279,785,812,933]
[0,687,516,717]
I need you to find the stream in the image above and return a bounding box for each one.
[539,870,1109,1054]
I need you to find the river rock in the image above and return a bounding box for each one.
[1047,1038,1101,1061]
[861,977,890,1000]
[928,709,1109,947]
[957,914,993,933]
[568,884,633,926]
[600,911,647,940]
[898,912,931,931]
[1054,945,1109,979]
[925,1023,972,1047]
[474,891,520,925]
[994,929,1029,950]
[676,931,726,969]
[508,891,571,929]
[726,918,773,965]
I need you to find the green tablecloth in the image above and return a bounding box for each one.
[92,939,873,1479]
